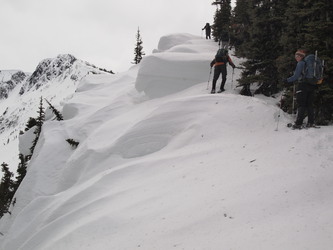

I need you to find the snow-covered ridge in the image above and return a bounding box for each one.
[21,54,113,94]
[25,54,77,91]
[0,34,332,250]
[0,54,113,169]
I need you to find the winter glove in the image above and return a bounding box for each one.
[210,62,215,68]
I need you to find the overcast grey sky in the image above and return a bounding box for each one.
[1,0,235,73]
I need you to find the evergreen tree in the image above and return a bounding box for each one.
[30,96,45,154]
[230,0,251,53]
[212,9,223,42]
[25,117,37,131]
[212,0,232,43]
[45,99,64,121]
[13,154,28,191]
[66,139,79,148]
[0,162,14,217]
[238,0,288,96]
[133,27,145,64]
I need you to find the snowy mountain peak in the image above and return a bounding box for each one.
[20,54,114,94]
[24,54,78,92]
[0,71,27,99]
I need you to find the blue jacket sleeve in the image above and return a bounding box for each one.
[287,60,305,83]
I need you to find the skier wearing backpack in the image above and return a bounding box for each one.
[202,23,211,39]
[284,49,317,129]
[210,48,236,94]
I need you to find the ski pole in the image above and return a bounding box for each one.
[275,90,284,131]
[206,67,212,90]
[231,67,235,89]
[314,50,317,78]
[292,83,296,118]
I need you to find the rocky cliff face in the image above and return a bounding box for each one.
[0,71,27,99]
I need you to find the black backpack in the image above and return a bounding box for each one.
[215,48,228,63]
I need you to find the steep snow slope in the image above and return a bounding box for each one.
[0,34,332,250]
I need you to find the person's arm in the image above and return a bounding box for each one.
[228,56,235,68]
[287,61,305,82]
[210,59,216,67]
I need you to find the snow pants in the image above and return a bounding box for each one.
[205,31,211,39]
[212,64,227,91]
[295,82,316,125]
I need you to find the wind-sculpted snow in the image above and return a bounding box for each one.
[111,99,204,158]
[135,53,212,98]
[135,33,214,98]
[157,33,199,52]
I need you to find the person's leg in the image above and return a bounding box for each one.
[211,67,220,92]
[306,86,316,125]
[219,66,227,91]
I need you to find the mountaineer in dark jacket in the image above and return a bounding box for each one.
[202,23,211,39]
[210,49,236,93]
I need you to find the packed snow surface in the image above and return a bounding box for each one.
[0,34,332,250]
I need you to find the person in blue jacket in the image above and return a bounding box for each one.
[284,49,317,129]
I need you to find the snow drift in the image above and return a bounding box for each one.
[0,34,333,250]
[136,33,213,98]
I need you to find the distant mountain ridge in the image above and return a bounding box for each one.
[0,71,28,99]
[24,54,78,92]
[0,54,114,170]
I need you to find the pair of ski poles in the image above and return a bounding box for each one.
[206,66,235,90]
